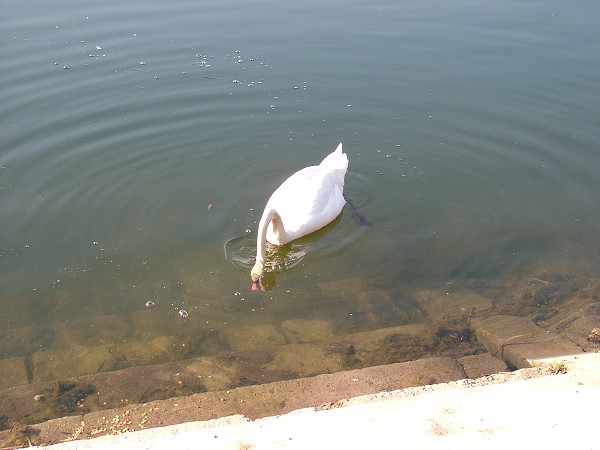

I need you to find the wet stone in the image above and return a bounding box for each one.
[52,314,129,346]
[471,314,583,368]
[265,343,345,378]
[339,324,438,369]
[548,302,600,352]
[0,357,28,389]
[0,297,34,329]
[0,326,33,358]
[458,353,508,379]
[225,324,286,351]
[355,290,409,326]
[129,308,171,339]
[415,288,493,320]
[31,345,117,382]
[280,319,334,344]
[111,336,180,366]
[316,276,367,297]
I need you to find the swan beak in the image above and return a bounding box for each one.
[251,278,262,291]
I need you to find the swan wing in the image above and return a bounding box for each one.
[266,165,346,243]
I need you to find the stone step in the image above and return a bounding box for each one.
[3,356,473,445]
[0,318,489,427]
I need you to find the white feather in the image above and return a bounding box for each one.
[251,143,348,281]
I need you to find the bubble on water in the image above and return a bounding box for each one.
[178,309,189,318]
[145,300,155,308]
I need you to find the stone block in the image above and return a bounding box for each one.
[52,314,129,346]
[280,319,334,344]
[110,336,181,366]
[266,343,345,378]
[0,357,29,389]
[415,288,493,320]
[458,353,508,379]
[31,345,117,382]
[471,314,583,368]
[0,325,33,358]
[0,297,34,329]
[224,324,286,351]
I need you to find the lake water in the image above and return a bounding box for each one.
[1,0,599,405]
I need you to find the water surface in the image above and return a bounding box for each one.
[1,0,599,396]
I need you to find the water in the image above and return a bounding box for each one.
[1,0,600,403]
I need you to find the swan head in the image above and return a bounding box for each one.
[251,260,264,290]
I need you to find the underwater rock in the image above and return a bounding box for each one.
[225,324,286,351]
[266,343,345,378]
[0,357,28,389]
[415,288,493,320]
[549,303,600,352]
[31,345,117,382]
[111,336,180,366]
[0,326,33,358]
[53,314,130,346]
[280,319,334,344]
[0,297,34,329]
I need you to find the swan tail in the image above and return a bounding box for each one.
[319,143,348,173]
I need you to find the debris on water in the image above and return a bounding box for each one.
[178,309,189,318]
[232,79,240,84]
[140,61,146,65]
[145,300,156,308]
[207,203,214,210]
[63,65,70,69]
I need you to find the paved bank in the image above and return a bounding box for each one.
[33,353,599,449]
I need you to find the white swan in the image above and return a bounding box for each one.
[251,143,348,286]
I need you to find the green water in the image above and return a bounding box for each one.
[1,0,599,394]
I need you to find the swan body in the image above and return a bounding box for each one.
[251,143,348,284]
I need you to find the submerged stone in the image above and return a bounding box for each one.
[225,324,286,351]
[280,319,334,344]
[0,357,28,389]
[31,345,117,382]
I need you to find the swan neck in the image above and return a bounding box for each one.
[256,208,279,263]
